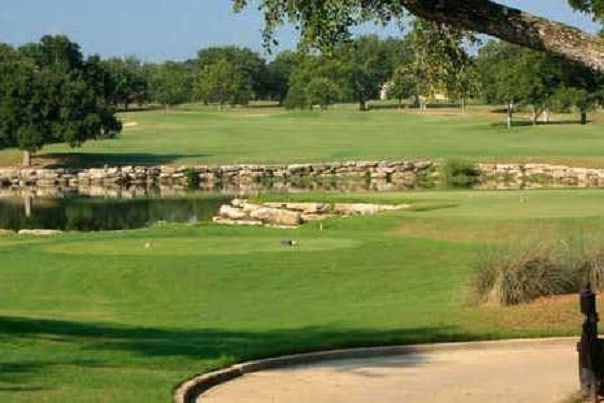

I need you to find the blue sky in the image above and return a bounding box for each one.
[0,0,600,62]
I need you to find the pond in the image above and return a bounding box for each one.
[0,194,229,231]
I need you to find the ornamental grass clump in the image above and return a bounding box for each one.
[471,232,604,306]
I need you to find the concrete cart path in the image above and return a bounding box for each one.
[200,339,578,403]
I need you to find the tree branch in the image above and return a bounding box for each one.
[399,0,604,72]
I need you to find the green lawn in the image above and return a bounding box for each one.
[0,106,603,167]
[0,189,598,402]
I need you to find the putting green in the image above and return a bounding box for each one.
[44,236,359,256]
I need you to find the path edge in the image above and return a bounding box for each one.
[173,337,577,403]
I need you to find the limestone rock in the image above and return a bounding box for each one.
[219,205,248,221]
[212,217,262,226]
[250,207,301,226]
[18,229,63,236]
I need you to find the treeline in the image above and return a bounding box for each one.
[142,19,603,126]
[2,24,604,165]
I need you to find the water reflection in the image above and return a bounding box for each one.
[0,195,227,231]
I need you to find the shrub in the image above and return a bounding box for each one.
[442,159,481,188]
[471,233,604,306]
[183,168,200,189]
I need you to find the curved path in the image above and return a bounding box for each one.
[198,338,578,403]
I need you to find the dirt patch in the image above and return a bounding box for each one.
[476,294,581,331]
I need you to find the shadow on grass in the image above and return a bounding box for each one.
[0,315,482,391]
[38,152,211,168]
[490,120,589,128]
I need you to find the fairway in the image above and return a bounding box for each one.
[0,107,602,167]
[0,189,598,402]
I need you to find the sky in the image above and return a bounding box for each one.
[0,0,601,62]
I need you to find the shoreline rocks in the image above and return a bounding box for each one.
[212,199,411,227]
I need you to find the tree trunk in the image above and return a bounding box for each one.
[398,97,403,109]
[461,98,466,115]
[22,150,31,167]
[532,106,539,125]
[506,101,514,129]
[400,0,604,72]
[359,98,367,111]
[581,111,588,125]
[541,108,551,123]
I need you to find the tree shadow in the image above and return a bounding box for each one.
[0,315,484,395]
[490,120,589,128]
[38,152,211,168]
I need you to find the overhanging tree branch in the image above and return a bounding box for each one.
[399,0,604,72]
[234,0,603,72]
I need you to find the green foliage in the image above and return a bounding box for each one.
[183,168,201,189]
[265,50,298,104]
[335,35,397,110]
[568,0,604,20]
[194,58,250,107]
[232,0,603,57]
[104,56,149,110]
[196,46,267,101]
[0,36,121,159]
[306,77,340,109]
[442,160,481,189]
[476,40,603,125]
[149,61,192,107]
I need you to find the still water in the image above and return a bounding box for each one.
[0,195,228,231]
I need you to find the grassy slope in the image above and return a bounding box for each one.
[0,189,598,402]
[0,106,602,167]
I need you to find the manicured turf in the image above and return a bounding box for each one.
[0,106,602,167]
[0,189,598,402]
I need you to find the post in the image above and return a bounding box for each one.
[578,283,603,402]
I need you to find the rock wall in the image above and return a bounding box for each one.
[2,161,604,195]
[0,160,435,195]
[478,163,604,189]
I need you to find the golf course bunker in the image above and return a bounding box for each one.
[44,236,359,256]
[198,339,577,403]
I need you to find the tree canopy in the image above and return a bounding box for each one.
[0,35,121,165]
[232,0,604,72]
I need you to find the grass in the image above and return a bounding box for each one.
[0,188,601,402]
[0,105,602,167]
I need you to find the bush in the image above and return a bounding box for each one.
[471,233,604,306]
[183,168,200,189]
[442,159,481,188]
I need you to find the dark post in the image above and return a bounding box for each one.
[578,282,604,402]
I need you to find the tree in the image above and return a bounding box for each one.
[149,62,191,108]
[388,66,416,108]
[265,50,298,105]
[0,37,121,166]
[194,58,250,109]
[336,35,393,111]
[477,39,603,127]
[476,41,530,128]
[105,57,149,110]
[306,77,341,109]
[232,0,604,72]
[196,46,267,101]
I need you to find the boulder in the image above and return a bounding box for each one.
[250,207,301,226]
[18,229,63,236]
[212,217,263,226]
[219,205,248,221]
